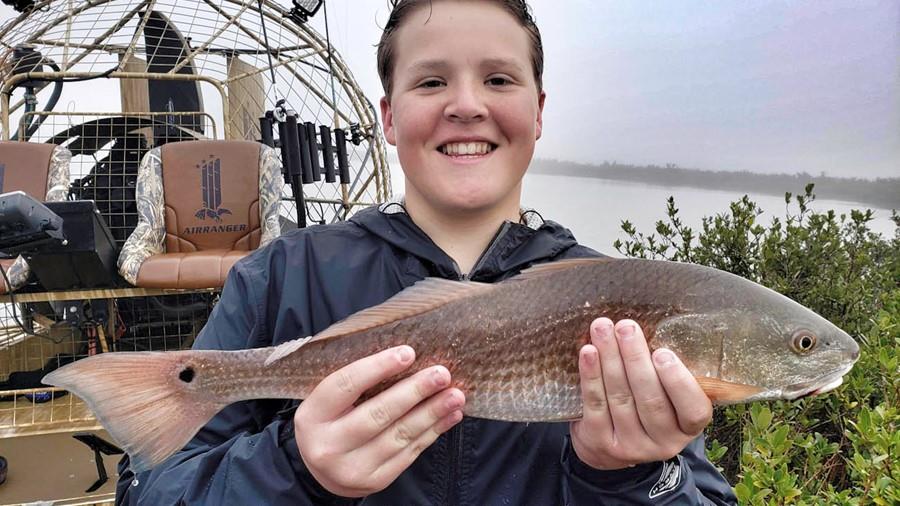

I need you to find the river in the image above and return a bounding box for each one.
[521,173,897,255]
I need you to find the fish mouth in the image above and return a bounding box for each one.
[785,362,856,400]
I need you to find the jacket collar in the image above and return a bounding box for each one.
[350,198,579,282]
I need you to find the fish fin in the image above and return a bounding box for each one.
[695,376,764,405]
[264,335,313,366]
[42,351,229,473]
[511,258,616,281]
[265,278,495,365]
[313,278,494,341]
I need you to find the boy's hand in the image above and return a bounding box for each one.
[570,318,712,470]
[294,346,465,497]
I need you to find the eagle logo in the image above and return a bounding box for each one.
[195,155,232,222]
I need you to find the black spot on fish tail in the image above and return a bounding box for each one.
[179,367,195,383]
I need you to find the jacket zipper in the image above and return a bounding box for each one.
[446,421,463,504]
[458,221,512,281]
[446,221,511,503]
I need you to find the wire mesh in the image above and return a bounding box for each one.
[0,290,215,437]
[0,0,391,226]
[22,111,217,246]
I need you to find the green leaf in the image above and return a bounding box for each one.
[752,488,773,503]
[751,405,774,430]
[772,425,790,452]
[734,483,751,503]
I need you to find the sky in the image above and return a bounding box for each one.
[2,0,898,179]
[311,0,900,180]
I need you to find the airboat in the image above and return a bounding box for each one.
[0,0,389,503]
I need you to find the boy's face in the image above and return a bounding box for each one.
[381,0,545,217]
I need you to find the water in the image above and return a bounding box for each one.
[521,173,897,255]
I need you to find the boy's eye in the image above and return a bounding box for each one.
[419,79,445,88]
[486,76,511,86]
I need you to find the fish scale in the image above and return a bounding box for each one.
[42,257,859,472]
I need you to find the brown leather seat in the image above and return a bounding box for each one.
[117,140,282,289]
[0,141,71,293]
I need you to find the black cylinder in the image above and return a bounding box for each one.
[277,119,292,179]
[335,128,350,185]
[297,123,314,185]
[305,122,321,182]
[284,115,307,228]
[284,115,303,179]
[320,125,335,183]
[259,114,275,147]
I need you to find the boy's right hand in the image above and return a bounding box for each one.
[294,346,465,498]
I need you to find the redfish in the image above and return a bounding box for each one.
[43,258,859,472]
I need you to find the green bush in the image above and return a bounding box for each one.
[615,185,899,504]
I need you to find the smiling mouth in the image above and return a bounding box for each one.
[439,141,497,156]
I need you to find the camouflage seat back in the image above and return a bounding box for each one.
[0,141,70,201]
[160,140,262,252]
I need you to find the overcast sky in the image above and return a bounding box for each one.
[311,0,899,180]
[2,0,898,179]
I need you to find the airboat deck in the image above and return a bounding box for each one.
[1,287,215,505]
[1,430,118,505]
[0,287,218,437]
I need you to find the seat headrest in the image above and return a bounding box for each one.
[0,141,57,199]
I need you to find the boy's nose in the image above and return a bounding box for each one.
[444,84,488,122]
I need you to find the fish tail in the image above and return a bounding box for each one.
[43,351,229,473]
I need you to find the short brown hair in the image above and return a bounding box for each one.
[376,0,544,99]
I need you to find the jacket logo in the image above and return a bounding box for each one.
[195,155,232,222]
[648,456,682,499]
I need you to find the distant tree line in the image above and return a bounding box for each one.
[530,159,899,210]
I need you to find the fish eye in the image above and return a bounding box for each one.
[791,331,817,354]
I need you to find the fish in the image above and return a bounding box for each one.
[42,258,859,473]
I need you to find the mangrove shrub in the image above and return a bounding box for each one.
[615,184,899,505]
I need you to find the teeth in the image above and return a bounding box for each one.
[441,142,492,156]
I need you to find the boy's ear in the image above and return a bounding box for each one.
[380,96,397,146]
[535,90,546,140]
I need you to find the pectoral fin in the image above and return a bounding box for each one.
[695,377,764,405]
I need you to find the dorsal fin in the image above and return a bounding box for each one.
[264,335,314,366]
[511,257,616,281]
[264,278,495,366]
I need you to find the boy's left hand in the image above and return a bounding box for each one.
[570,317,713,470]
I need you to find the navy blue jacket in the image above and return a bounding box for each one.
[116,205,736,505]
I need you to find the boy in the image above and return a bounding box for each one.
[116,1,736,504]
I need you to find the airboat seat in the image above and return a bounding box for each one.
[117,140,282,289]
[0,141,72,294]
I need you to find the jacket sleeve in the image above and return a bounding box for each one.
[114,261,356,506]
[560,434,737,505]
